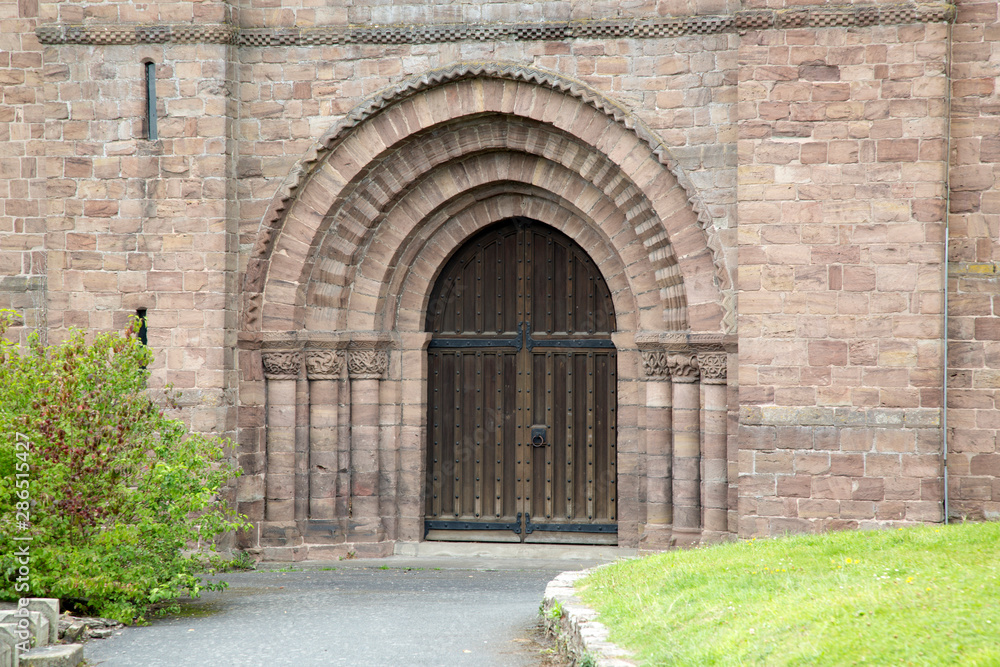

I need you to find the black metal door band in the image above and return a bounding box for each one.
[423,513,523,537]
[428,323,613,350]
[524,514,618,534]
[422,512,618,537]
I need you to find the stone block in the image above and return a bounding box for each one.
[23,602,56,646]
[0,612,47,650]
[0,624,23,667]
[19,644,82,667]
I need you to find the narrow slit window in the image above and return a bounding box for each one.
[136,308,148,346]
[144,62,157,140]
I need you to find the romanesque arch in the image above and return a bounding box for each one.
[238,63,734,557]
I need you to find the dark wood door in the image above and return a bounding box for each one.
[425,219,617,544]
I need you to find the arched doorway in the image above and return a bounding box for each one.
[424,218,618,544]
[240,64,734,557]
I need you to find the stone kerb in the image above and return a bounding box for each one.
[244,63,730,340]
[542,569,637,667]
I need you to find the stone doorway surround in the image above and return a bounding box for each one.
[237,63,735,560]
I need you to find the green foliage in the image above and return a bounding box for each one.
[0,312,247,624]
[220,551,257,572]
[578,522,1000,666]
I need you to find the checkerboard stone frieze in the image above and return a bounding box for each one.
[35,4,955,46]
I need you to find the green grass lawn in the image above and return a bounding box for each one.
[577,522,1000,666]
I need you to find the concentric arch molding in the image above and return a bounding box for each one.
[254,61,714,242]
[249,61,734,331]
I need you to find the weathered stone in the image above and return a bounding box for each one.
[19,644,83,667]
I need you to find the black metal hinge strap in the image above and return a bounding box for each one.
[424,512,523,537]
[527,338,615,349]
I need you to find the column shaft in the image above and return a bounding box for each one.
[305,349,345,531]
[295,375,310,520]
[349,376,381,541]
[378,383,398,540]
[701,382,729,539]
[308,379,339,521]
[669,352,702,546]
[672,379,701,545]
[265,378,296,521]
[262,351,301,522]
[641,353,673,548]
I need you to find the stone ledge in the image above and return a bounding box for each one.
[542,569,638,667]
[740,406,942,428]
[36,3,956,46]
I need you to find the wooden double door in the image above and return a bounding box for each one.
[425,218,618,544]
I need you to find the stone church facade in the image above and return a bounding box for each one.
[1,0,998,558]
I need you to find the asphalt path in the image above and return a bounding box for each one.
[84,560,578,667]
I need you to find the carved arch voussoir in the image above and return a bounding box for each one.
[255,62,713,241]
[245,63,729,296]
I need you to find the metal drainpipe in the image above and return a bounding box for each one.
[942,18,954,524]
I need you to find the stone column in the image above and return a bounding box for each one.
[295,366,310,521]
[262,351,301,522]
[641,348,673,547]
[698,351,729,542]
[305,350,344,523]
[347,344,389,542]
[668,353,701,546]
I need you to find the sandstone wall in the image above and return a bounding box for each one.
[0,0,44,344]
[1,0,993,545]
[35,0,239,436]
[737,19,950,533]
[234,0,742,29]
[947,0,1000,521]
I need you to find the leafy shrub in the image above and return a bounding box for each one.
[0,313,247,623]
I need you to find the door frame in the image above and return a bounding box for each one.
[423,218,619,543]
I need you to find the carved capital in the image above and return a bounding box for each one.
[666,353,699,383]
[347,349,389,379]
[305,350,344,380]
[261,351,301,380]
[697,352,727,384]
[641,349,670,379]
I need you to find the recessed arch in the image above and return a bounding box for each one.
[242,62,732,337]
[330,154,664,333]
[378,190,644,335]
